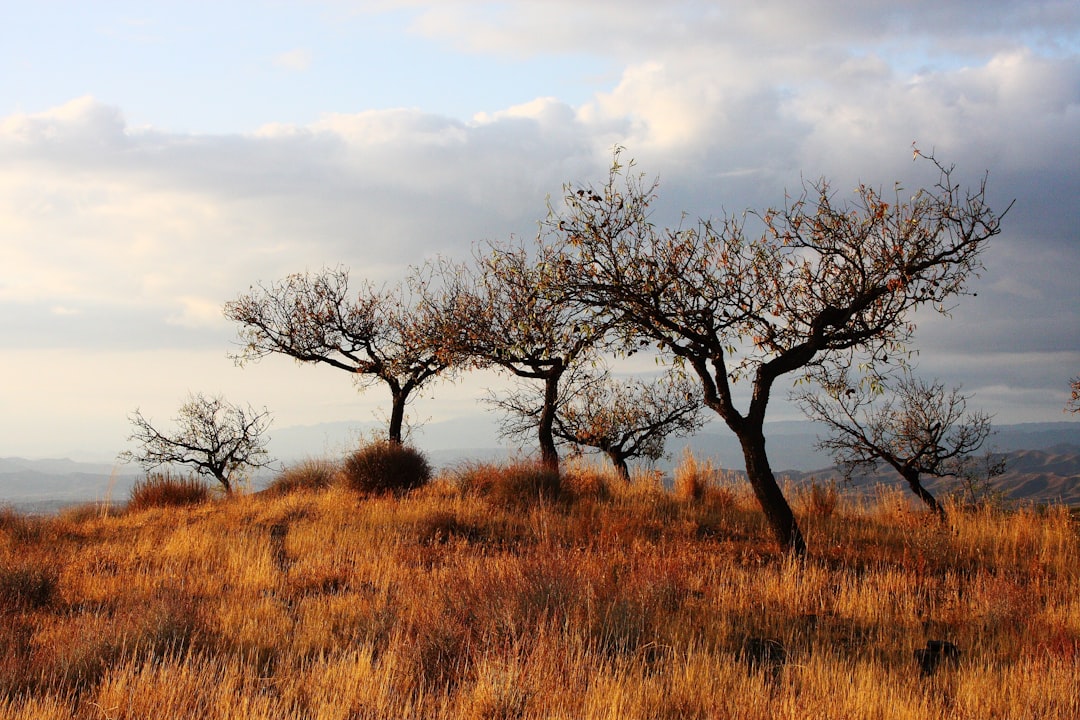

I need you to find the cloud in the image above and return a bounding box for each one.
[2,47,1076,355]
[1,1,1077,458]
[0,97,601,357]
[274,48,313,72]
[394,0,1079,62]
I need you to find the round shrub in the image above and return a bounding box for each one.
[342,441,432,495]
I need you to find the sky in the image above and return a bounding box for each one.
[1,0,1078,461]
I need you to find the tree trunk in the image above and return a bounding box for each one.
[215,472,232,495]
[606,449,631,482]
[902,469,947,520]
[737,428,807,556]
[537,373,561,471]
[388,389,406,446]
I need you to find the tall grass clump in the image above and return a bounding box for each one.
[0,506,49,545]
[342,441,432,495]
[265,457,339,496]
[560,459,614,502]
[799,478,841,519]
[0,558,58,611]
[673,448,723,502]
[452,460,562,507]
[127,471,212,512]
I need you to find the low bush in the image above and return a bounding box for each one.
[127,472,212,512]
[341,441,431,495]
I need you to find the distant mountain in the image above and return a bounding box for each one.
[0,457,140,513]
[986,447,1080,504]
[2,420,1077,511]
[673,421,1080,476]
[797,446,1080,506]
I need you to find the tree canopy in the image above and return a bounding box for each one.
[120,393,275,494]
[224,266,460,444]
[434,240,610,468]
[546,148,1008,553]
[799,369,1001,517]
[489,365,705,480]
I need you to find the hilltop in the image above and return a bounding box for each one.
[0,458,1076,719]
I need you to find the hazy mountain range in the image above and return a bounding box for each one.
[2,420,1078,513]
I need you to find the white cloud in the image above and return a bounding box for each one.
[168,296,229,330]
[274,48,313,72]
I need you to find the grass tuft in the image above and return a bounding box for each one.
[0,558,58,611]
[127,471,212,512]
[0,506,50,545]
[801,478,841,519]
[452,460,563,507]
[673,448,724,502]
[265,457,340,496]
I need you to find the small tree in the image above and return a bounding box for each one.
[120,393,275,494]
[224,266,458,445]
[798,369,1002,518]
[1067,377,1080,414]
[437,240,609,470]
[491,367,704,481]
[550,147,1007,554]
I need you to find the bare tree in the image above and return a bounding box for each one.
[436,240,609,469]
[120,393,275,494]
[798,369,1003,518]
[224,266,458,445]
[556,370,705,480]
[549,147,1008,554]
[490,367,705,480]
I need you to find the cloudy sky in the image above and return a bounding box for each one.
[1,0,1077,460]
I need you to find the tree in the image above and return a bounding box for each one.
[556,370,706,481]
[224,266,457,445]
[549,148,1007,554]
[120,393,275,494]
[437,239,609,469]
[798,369,1002,518]
[1067,377,1080,414]
[490,367,705,480]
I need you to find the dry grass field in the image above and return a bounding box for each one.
[0,452,1076,719]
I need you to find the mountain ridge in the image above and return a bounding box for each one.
[3,420,1078,512]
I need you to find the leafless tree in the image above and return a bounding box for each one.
[224,266,459,445]
[491,366,705,480]
[120,393,275,494]
[798,369,1003,518]
[434,240,610,469]
[548,147,1008,554]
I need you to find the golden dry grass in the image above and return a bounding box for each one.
[0,456,1077,719]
